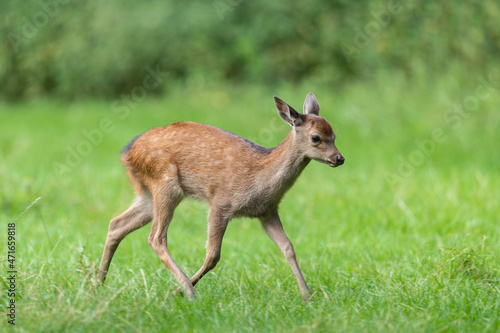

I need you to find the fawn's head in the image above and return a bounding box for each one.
[274,93,344,167]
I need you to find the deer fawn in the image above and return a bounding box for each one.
[97,93,344,300]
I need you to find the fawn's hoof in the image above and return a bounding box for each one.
[171,286,195,300]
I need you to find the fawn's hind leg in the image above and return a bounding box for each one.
[98,194,153,282]
[147,177,196,299]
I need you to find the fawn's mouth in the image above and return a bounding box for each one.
[326,160,337,167]
[315,158,339,168]
[327,160,343,168]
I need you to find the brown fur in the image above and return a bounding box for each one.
[97,93,344,301]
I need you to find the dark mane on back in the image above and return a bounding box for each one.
[218,127,273,155]
[241,137,274,154]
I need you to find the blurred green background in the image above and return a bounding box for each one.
[2,0,499,100]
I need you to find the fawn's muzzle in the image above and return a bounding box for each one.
[324,154,344,167]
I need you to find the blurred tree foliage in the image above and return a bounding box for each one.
[1,0,499,100]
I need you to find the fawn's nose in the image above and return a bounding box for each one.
[336,155,345,165]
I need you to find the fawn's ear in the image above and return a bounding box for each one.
[303,92,320,116]
[274,96,302,127]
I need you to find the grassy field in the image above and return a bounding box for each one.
[1,75,500,332]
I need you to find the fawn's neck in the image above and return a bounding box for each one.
[258,131,311,199]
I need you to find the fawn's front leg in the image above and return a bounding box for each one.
[260,212,312,301]
[172,205,229,296]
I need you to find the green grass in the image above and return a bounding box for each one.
[1,75,500,332]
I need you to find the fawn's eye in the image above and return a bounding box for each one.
[311,135,320,143]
